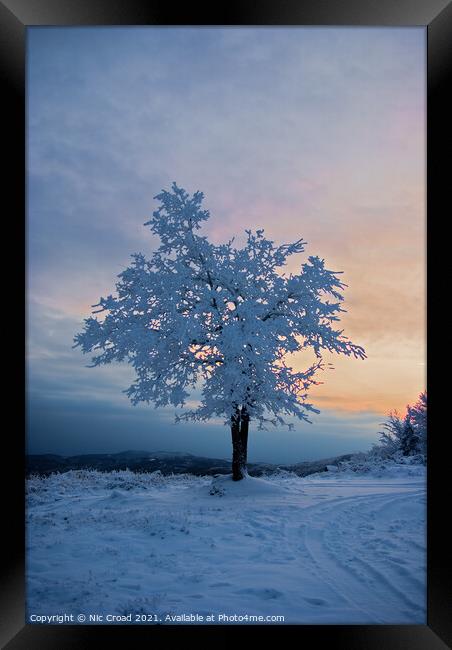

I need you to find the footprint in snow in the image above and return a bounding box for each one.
[304,597,327,606]
[184,574,203,584]
[109,490,126,499]
[235,587,283,600]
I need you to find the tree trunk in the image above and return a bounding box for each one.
[231,407,249,481]
[240,407,249,465]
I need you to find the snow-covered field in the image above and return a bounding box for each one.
[26,466,426,625]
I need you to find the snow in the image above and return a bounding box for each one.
[208,473,290,497]
[26,467,426,625]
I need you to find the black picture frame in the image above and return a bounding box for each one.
[3,1,450,647]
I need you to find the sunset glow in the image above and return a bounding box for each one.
[27,27,425,460]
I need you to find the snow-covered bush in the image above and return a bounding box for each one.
[332,392,427,476]
[377,392,427,464]
[334,450,422,477]
[409,391,427,458]
[26,469,207,504]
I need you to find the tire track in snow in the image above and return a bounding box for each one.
[298,520,384,622]
[288,488,426,623]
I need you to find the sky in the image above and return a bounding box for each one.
[26,27,426,463]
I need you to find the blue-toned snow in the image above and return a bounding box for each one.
[26,465,426,624]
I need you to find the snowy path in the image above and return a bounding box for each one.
[26,468,426,624]
[291,485,426,622]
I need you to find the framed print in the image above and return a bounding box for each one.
[2,1,451,648]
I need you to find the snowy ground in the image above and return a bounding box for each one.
[26,466,426,625]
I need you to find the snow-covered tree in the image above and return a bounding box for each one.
[380,412,419,457]
[74,183,366,480]
[377,412,406,457]
[408,391,427,458]
[377,391,427,462]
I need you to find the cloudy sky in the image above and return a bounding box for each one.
[27,27,426,462]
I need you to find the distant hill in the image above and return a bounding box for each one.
[26,450,355,478]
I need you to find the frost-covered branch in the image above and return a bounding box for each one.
[75,182,366,428]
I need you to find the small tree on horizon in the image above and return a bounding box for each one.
[74,183,366,480]
[377,391,427,462]
[409,391,427,458]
